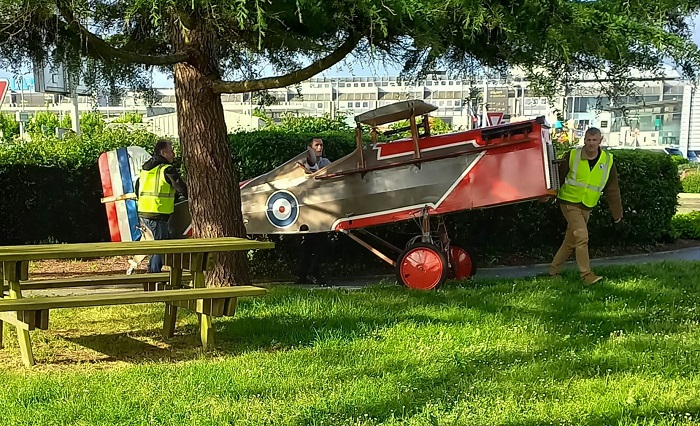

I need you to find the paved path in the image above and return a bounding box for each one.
[310,246,700,290]
[24,246,700,295]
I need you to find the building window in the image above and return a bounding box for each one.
[347,102,353,108]
[354,83,358,87]
[363,102,368,108]
[317,103,323,108]
[339,82,346,87]
[355,102,361,107]
[361,83,366,87]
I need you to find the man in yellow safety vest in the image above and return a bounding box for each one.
[549,127,623,285]
[136,139,188,272]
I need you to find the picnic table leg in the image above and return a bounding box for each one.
[192,253,214,350]
[1,262,4,349]
[199,312,213,350]
[162,255,183,339]
[4,261,34,366]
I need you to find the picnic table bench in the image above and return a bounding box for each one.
[0,237,273,366]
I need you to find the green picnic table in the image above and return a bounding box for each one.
[0,237,274,366]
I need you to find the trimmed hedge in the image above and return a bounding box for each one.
[240,136,682,278]
[0,129,683,280]
[0,129,158,244]
[671,211,700,239]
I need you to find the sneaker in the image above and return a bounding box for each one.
[582,274,603,286]
[536,272,560,279]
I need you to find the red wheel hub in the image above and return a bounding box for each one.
[449,246,473,279]
[399,247,445,290]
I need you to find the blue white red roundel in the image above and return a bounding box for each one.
[266,190,299,228]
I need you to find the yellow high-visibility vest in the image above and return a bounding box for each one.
[558,148,613,208]
[137,164,176,214]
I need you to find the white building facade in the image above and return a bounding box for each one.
[3,69,700,155]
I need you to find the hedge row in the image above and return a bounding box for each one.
[671,211,700,239]
[0,128,683,279]
[0,129,158,244]
[235,132,682,278]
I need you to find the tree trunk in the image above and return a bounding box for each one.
[172,22,250,286]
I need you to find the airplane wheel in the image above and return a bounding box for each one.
[448,245,476,279]
[396,243,448,290]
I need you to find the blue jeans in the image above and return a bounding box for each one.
[141,217,170,273]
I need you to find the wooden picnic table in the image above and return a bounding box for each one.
[0,237,274,366]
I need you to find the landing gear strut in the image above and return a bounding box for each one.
[343,206,476,290]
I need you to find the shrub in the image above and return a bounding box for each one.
[112,112,143,124]
[0,112,19,141]
[0,129,158,244]
[0,127,683,281]
[671,212,700,239]
[230,129,360,180]
[232,133,682,279]
[26,111,63,137]
[80,111,106,137]
[681,170,700,193]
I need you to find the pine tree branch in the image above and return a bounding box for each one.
[57,1,189,66]
[212,34,361,94]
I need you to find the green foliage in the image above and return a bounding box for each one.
[0,112,19,141]
[229,133,682,279]
[277,112,351,133]
[60,114,72,130]
[671,155,689,166]
[671,211,700,239]
[112,112,143,124]
[0,128,684,278]
[389,116,451,139]
[80,111,106,137]
[681,170,700,193]
[252,108,274,128]
[230,128,360,180]
[0,129,158,244]
[1,0,697,105]
[26,111,61,137]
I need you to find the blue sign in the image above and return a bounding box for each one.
[9,76,35,91]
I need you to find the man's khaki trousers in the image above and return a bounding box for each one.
[549,203,593,278]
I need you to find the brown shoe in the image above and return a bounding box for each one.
[582,274,603,286]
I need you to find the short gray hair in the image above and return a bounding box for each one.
[585,127,602,137]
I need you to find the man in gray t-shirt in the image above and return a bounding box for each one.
[306,137,331,172]
[296,137,331,285]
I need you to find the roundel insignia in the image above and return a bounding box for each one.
[266,190,299,228]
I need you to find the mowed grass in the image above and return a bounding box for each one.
[1,262,700,425]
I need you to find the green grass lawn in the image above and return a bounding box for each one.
[1,262,700,425]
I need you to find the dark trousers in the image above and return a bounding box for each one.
[297,233,327,279]
[142,217,170,273]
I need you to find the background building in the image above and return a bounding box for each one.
[3,67,700,156]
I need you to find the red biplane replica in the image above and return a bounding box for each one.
[100,100,560,289]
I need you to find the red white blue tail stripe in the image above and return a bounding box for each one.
[98,147,149,242]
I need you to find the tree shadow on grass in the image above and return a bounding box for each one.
[16,262,700,424]
[58,329,204,364]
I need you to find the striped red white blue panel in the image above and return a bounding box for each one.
[99,148,141,242]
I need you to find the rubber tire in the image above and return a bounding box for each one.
[447,244,477,279]
[396,243,448,290]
